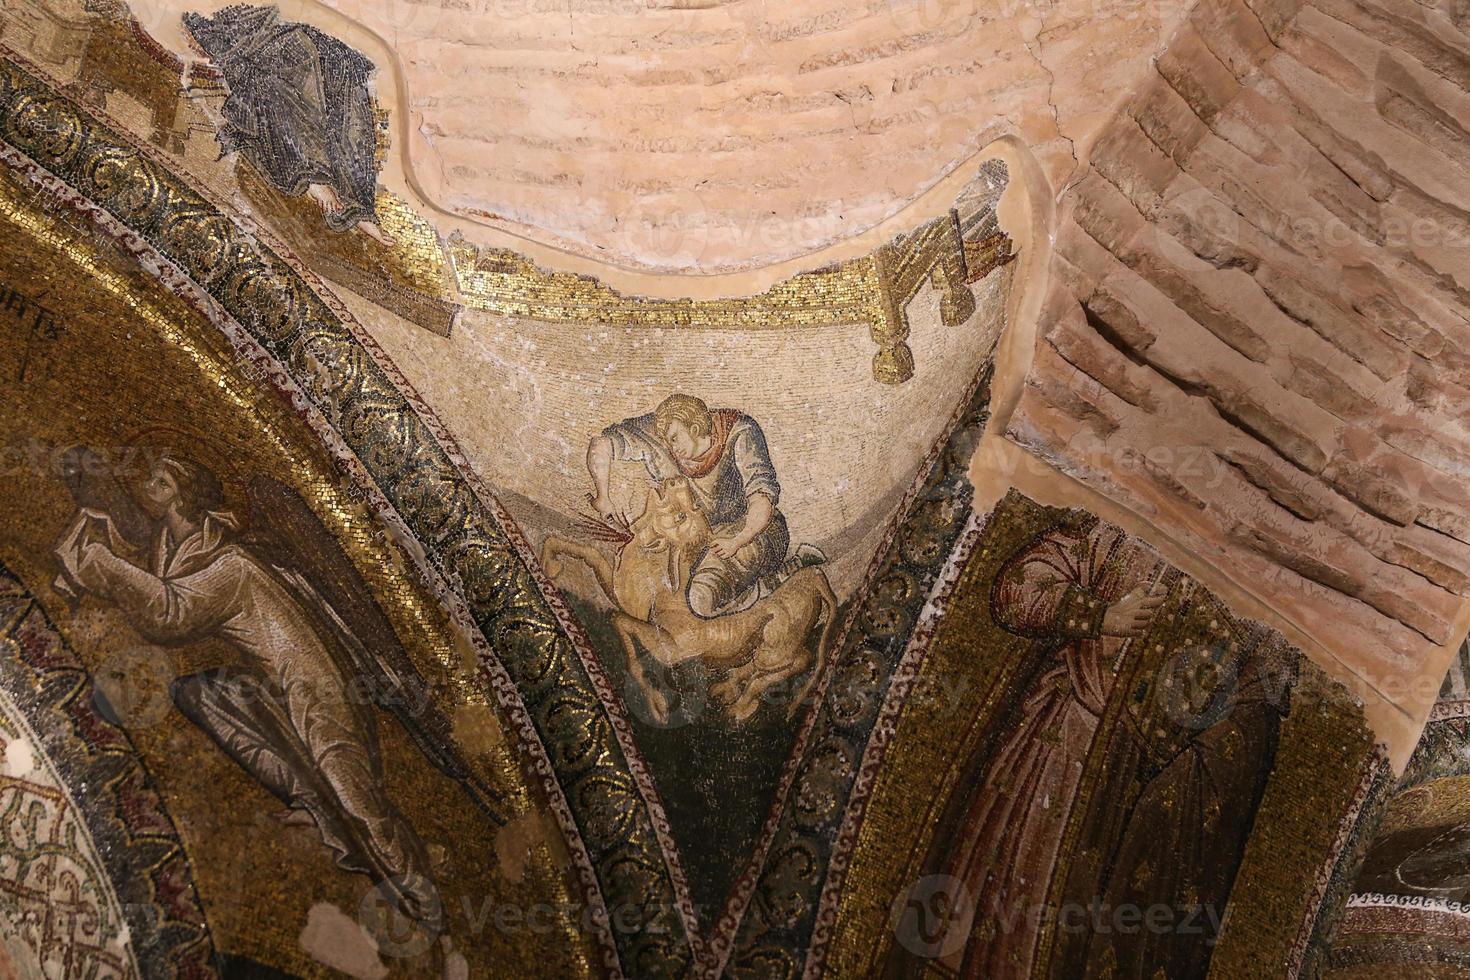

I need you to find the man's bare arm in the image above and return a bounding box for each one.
[710,493,775,559]
[587,434,617,523]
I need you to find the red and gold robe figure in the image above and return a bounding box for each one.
[939,514,1165,978]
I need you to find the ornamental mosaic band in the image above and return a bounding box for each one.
[588,394,790,618]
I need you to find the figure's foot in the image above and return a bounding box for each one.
[711,670,756,708]
[274,807,316,829]
[358,220,398,247]
[709,678,738,707]
[306,182,344,217]
[641,686,671,725]
[729,694,761,723]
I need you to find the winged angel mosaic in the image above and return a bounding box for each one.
[49,444,503,932]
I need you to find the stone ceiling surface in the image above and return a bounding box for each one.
[5,0,1470,970]
[60,0,1470,759]
[128,0,1187,271]
[1000,0,1470,758]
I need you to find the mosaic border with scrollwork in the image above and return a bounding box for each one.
[0,51,684,976]
[722,364,996,976]
[0,562,217,979]
[0,141,653,974]
[799,506,990,977]
[1398,712,1470,792]
[1294,751,1396,977]
[0,45,1025,977]
[1309,706,1470,972]
[1329,894,1470,972]
[1430,699,1470,723]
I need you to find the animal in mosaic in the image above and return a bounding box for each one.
[541,477,836,723]
[589,394,793,619]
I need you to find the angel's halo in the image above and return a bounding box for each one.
[121,424,248,503]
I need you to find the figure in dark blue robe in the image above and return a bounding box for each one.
[184,5,392,242]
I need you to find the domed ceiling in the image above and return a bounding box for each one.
[128,0,1185,271]
[0,0,1467,976]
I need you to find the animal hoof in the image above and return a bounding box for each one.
[645,690,671,725]
[732,701,758,723]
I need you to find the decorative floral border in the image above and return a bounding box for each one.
[1347,893,1470,918]
[0,52,675,976]
[723,363,996,976]
[1293,753,1395,977]
[0,563,217,979]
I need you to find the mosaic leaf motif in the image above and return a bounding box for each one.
[726,373,992,974]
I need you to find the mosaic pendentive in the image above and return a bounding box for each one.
[0,10,1411,979]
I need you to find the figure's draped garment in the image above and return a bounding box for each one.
[944,519,1158,979]
[56,512,436,920]
[1071,602,1290,979]
[603,410,788,616]
[184,5,382,232]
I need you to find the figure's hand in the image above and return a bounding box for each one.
[1101,584,1167,637]
[709,537,742,560]
[588,492,620,527]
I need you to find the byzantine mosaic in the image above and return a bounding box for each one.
[1326,639,1470,976]
[0,123,592,976]
[0,3,1427,979]
[0,684,139,980]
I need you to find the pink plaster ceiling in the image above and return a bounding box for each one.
[132,0,1188,271]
